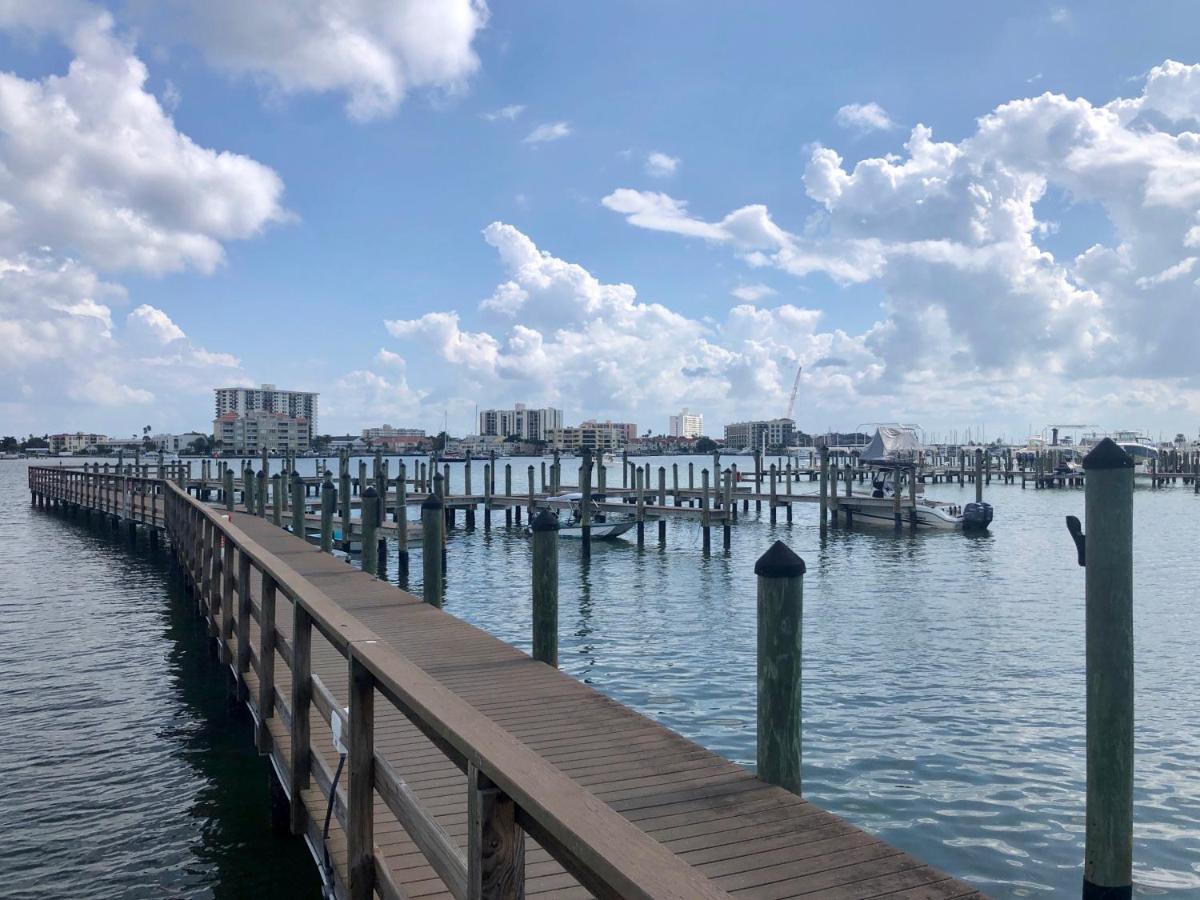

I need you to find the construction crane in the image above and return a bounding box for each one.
[784,364,802,420]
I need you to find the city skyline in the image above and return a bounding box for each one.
[2,3,1199,441]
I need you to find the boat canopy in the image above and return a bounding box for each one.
[860,425,921,466]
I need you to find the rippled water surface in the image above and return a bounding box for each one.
[5,455,1199,898]
[0,460,320,899]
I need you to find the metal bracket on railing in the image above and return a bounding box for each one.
[1065,515,1085,567]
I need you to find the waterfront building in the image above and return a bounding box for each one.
[546,420,637,452]
[478,403,563,442]
[150,431,209,453]
[214,384,318,441]
[668,408,704,438]
[48,432,107,454]
[363,425,425,451]
[213,410,311,454]
[724,418,795,450]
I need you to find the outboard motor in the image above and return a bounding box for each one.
[962,501,993,531]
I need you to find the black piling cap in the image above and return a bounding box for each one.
[754,540,806,578]
[421,488,444,510]
[322,470,334,487]
[271,471,280,480]
[363,485,378,498]
[1083,437,1133,471]
[531,509,560,532]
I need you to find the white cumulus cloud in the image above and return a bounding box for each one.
[645,152,679,177]
[523,121,571,144]
[145,0,488,121]
[835,102,896,132]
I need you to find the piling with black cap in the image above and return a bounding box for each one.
[320,471,335,552]
[1080,438,1134,900]
[975,449,984,504]
[291,470,305,536]
[271,472,281,525]
[223,469,234,512]
[361,486,379,575]
[421,486,445,607]
[580,449,592,558]
[755,540,806,795]
[530,509,559,666]
[243,465,254,514]
[396,462,409,575]
[819,446,828,530]
[339,455,352,551]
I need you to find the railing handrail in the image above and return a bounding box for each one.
[160,477,731,900]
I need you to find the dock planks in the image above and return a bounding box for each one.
[221,511,984,899]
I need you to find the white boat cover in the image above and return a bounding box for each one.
[860,426,921,465]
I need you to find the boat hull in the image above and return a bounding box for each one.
[837,501,964,529]
[557,521,636,540]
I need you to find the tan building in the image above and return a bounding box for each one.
[214,410,310,454]
[546,420,637,452]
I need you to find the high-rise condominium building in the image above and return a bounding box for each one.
[478,403,563,442]
[669,408,704,438]
[214,384,319,440]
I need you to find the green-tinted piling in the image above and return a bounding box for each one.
[755,540,806,796]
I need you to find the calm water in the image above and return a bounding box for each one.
[4,456,1199,897]
[0,460,321,900]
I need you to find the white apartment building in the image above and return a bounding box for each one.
[362,425,425,441]
[479,403,563,442]
[669,408,704,438]
[724,418,795,450]
[214,384,319,440]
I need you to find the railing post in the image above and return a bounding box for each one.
[1080,438,1134,899]
[320,472,335,552]
[256,574,276,750]
[290,599,312,835]
[422,486,445,607]
[348,654,376,900]
[468,763,525,900]
[237,550,252,698]
[221,541,235,658]
[531,509,559,667]
[755,540,805,795]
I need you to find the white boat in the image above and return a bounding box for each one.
[530,493,636,540]
[837,426,993,531]
[1080,431,1160,472]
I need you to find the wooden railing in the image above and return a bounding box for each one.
[29,464,167,528]
[155,476,730,900]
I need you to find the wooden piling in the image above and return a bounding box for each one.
[636,468,645,548]
[483,463,492,531]
[975,450,984,504]
[320,472,335,552]
[224,469,234,512]
[422,486,445,608]
[701,469,711,554]
[755,540,805,795]
[819,447,828,530]
[1080,438,1134,900]
[271,473,282,526]
[531,509,559,667]
[291,470,305,537]
[396,463,409,575]
[658,467,667,544]
[580,449,592,558]
[362,486,379,576]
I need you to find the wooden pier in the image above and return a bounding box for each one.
[27,463,986,899]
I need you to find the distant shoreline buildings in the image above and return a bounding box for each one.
[213,384,318,454]
[724,418,795,450]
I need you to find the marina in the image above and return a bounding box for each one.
[9,442,1199,897]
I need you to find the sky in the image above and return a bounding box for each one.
[1,1,1200,443]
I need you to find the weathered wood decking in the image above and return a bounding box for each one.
[27,466,985,900]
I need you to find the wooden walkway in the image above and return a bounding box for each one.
[28,466,985,900]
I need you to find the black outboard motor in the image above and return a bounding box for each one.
[962,501,993,531]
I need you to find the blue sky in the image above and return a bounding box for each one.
[2,1,1199,441]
